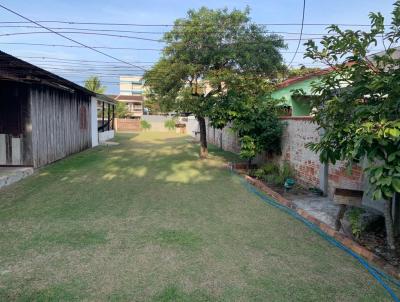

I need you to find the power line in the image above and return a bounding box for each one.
[287,0,306,69]
[19,56,157,64]
[0,30,325,42]
[0,31,163,42]
[0,42,163,51]
[0,24,343,36]
[0,3,146,71]
[0,20,390,27]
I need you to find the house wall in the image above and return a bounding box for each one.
[30,85,91,168]
[271,77,317,116]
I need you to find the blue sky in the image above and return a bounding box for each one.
[0,0,396,94]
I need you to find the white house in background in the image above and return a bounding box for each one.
[108,95,144,119]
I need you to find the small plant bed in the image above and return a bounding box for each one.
[248,162,310,198]
[246,162,400,270]
[344,208,400,268]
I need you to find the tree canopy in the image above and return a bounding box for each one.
[84,76,107,94]
[143,7,286,157]
[304,1,400,249]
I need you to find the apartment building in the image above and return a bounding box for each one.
[120,76,145,96]
[109,76,145,118]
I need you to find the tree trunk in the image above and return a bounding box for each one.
[384,198,396,250]
[197,116,208,159]
[247,158,252,172]
[393,193,400,237]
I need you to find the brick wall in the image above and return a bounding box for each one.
[201,116,363,197]
[278,117,321,189]
[115,118,140,132]
[276,117,363,197]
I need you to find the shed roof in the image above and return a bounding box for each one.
[0,50,112,101]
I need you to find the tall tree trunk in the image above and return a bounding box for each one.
[197,116,208,159]
[384,198,396,250]
[393,193,400,237]
[247,158,252,172]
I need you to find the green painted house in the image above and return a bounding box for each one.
[272,70,330,116]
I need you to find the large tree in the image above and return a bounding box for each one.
[84,76,106,94]
[304,2,400,249]
[144,7,286,158]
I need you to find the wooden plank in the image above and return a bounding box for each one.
[0,134,6,164]
[5,134,12,164]
[11,137,21,165]
[30,85,91,168]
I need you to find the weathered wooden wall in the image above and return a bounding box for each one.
[0,81,33,166]
[30,85,91,168]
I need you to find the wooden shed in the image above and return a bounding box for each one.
[0,51,115,168]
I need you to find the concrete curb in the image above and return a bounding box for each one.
[0,167,34,190]
[242,173,400,280]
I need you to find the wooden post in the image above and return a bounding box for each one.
[107,104,111,131]
[112,105,115,130]
[102,102,105,133]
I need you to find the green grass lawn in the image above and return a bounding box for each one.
[0,132,396,301]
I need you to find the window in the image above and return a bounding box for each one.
[79,105,87,130]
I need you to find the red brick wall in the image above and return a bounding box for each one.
[203,116,363,197]
[115,118,141,132]
[277,117,363,196]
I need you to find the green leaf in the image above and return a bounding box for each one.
[388,152,397,162]
[388,128,400,137]
[393,178,400,192]
[373,189,383,200]
[374,167,383,179]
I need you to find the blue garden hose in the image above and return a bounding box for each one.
[235,173,400,301]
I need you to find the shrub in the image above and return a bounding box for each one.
[280,161,295,180]
[253,162,294,186]
[115,102,129,118]
[164,119,176,131]
[239,136,257,166]
[140,120,152,131]
[347,208,365,239]
[261,162,280,175]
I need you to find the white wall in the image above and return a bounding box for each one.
[141,115,170,132]
[186,116,199,137]
[91,97,99,147]
[99,130,115,143]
